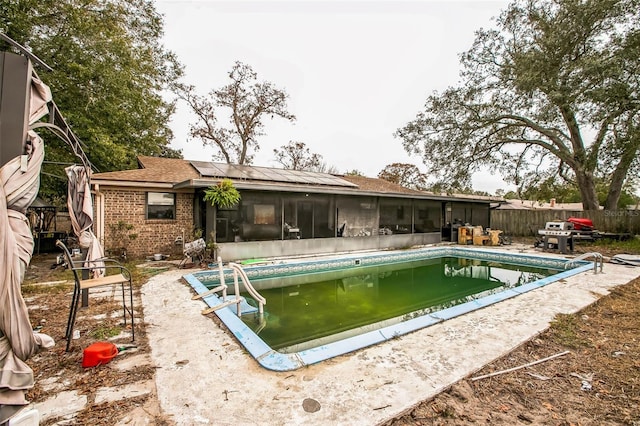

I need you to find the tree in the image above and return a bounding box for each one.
[1,0,183,203]
[178,61,296,165]
[519,176,639,207]
[314,161,340,174]
[203,178,241,250]
[203,179,241,210]
[395,0,640,210]
[273,141,324,171]
[377,163,428,190]
[519,176,583,204]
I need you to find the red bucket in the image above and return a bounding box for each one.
[82,342,118,368]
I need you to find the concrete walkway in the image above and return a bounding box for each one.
[141,245,640,425]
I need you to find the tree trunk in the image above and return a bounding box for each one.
[575,170,600,211]
[605,171,625,211]
[604,141,640,210]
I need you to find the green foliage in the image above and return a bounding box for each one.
[377,163,428,190]
[1,0,183,202]
[107,220,138,253]
[203,179,241,210]
[517,176,639,208]
[395,0,640,210]
[519,176,583,204]
[176,61,295,165]
[344,169,364,176]
[502,190,519,199]
[205,231,219,261]
[549,314,590,349]
[592,235,640,254]
[90,325,123,340]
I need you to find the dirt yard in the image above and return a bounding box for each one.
[19,240,640,425]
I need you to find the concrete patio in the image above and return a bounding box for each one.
[140,244,640,425]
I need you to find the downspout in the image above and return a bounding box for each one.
[92,183,105,249]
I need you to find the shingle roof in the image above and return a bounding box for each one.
[93,157,420,196]
[338,174,422,195]
[91,156,200,183]
[91,156,494,203]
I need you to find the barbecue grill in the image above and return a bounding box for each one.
[538,221,574,254]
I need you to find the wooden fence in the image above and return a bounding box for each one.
[490,209,640,237]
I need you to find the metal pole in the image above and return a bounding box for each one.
[81,247,90,307]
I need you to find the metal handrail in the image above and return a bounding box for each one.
[229,262,266,317]
[198,258,266,317]
[191,256,228,301]
[565,252,604,274]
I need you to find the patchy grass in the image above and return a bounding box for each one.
[89,324,125,340]
[21,281,71,295]
[548,313,591,349]
[590,234,640,254]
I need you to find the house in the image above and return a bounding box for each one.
[90,156,495,260]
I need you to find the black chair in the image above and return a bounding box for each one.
[56,240,135,351]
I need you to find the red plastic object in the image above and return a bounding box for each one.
[82,342,118,368]
[567,217,594,231]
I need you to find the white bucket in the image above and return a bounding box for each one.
[153,254,163,261]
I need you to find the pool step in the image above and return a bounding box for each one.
[234,296,259,315]
[201,295,258,315]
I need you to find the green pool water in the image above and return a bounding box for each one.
[238,257,558,351]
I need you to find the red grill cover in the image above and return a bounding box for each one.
[567,217,594,230]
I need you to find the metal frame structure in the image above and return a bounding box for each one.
[0,32,94,173]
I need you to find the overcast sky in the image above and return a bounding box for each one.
[154,0,514,194]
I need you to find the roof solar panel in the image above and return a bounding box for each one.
[190,161,358,188]
[243,168,271,180]
[190,161,226,178]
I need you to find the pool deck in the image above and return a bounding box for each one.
[140,244,640,425]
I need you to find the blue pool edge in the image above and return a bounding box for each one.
[183,247,593,372]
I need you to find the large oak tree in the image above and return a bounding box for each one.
[178,61,295,165]
[1,0,182,203]
[396,0,639,210]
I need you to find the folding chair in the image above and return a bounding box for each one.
[56,240,135,352]
[179,238,206,268]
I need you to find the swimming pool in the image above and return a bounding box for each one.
[183,247,593,371]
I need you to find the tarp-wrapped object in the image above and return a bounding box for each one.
[0,75,55,422]
[65,165,104,278]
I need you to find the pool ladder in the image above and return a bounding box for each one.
[196,257,266,317]
[564,252,604,274]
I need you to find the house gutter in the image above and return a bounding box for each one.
[92,183,105,248]
[90,179,175,189]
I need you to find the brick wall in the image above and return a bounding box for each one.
[101,188,194,258]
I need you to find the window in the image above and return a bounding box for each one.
[147,192,175,219]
